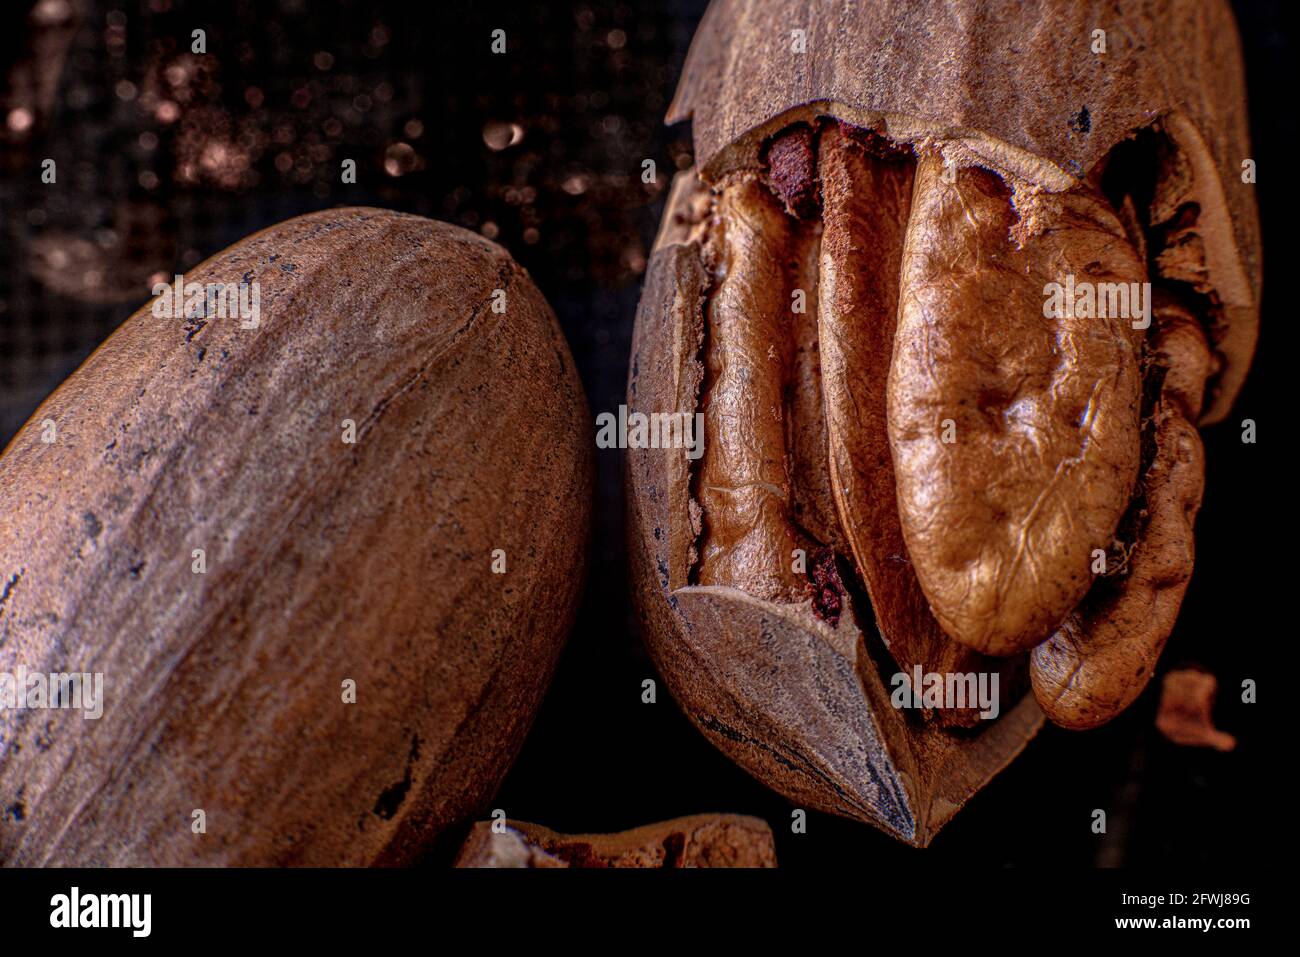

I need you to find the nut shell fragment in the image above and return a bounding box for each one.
[454,814,778,868]
[1154,670,1236,752]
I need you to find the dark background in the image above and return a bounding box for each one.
[0,0,1286,869]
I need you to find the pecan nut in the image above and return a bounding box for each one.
[628,0,1258,843]
[0,209,592,865]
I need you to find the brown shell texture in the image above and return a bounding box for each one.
[628,0,1258,845]
[0,208,592,865]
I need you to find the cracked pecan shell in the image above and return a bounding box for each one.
[628,0,1258,844]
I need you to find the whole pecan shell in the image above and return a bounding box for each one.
[0,209,592,865]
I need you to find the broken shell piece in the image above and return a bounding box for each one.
[454,814,777,868]
[1155,669,1237,751]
